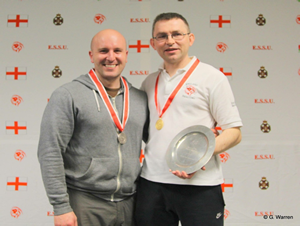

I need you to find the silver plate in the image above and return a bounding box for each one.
[165,125,215,174]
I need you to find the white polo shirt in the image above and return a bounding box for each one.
[141,56,243,185]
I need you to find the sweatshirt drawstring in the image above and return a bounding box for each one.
[93,90,101,112]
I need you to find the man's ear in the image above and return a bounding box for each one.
[89,51,94,63]
[150,38,156,50]
[188,33,195,47]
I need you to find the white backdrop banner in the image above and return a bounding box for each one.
[1,0,300,225]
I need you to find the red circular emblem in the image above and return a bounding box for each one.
[11,95,23,106]
[15,149,26,161]
[219,152,230,163]
[185,85,196,96]
[11,207,22,218]
[94,14,106,24]
[216,42,228,53]
[12,42,24,52]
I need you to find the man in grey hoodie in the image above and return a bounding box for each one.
[38,29,148,226]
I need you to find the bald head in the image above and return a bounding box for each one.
[90,29,127,52]
[89,29,128,88]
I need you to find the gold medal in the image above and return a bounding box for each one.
[154,59,200,131]
[155,118,164,130]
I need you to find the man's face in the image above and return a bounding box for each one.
[89,31,128,83]
[150,18,194,65]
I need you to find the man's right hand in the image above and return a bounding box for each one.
[54,211,78,226]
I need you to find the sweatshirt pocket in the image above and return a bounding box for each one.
[74,157,119,192]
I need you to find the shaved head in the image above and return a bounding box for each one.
[89,29,128,88]
[90,29,127,51]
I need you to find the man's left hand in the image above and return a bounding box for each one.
[170,166,206,179]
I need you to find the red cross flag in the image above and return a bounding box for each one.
[7,14,29,28]
[6,67,27,80]
[221,178,233,192]
[219,67,232,80]
[7,177,28,191]
[128,40,150,53]
[6,121,27,135]
[210,15,231,28]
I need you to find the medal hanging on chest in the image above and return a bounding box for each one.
[154,59,200,130]
[89,69,129,144]
[117,132,127,144]
[155,118,164,130]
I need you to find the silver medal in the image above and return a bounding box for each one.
[118,132,127,144]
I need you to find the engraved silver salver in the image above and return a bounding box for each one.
[165,125,215,174]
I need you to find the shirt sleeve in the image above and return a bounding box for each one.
[209,76,243,130]
[37,86,75,215]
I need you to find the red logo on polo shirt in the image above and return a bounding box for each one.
[12,42,24,52]
[11,207,23,218]
[11,95,23,106]
[128,40,150,53]
[184,85,196,96]
[15,149,26,161]
[94,14,106,24]
[216,42,227,52]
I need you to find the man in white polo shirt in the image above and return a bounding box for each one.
[135,12,243,226]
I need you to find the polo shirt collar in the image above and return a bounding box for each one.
[158,56,197,78]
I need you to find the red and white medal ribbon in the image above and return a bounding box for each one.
[154,59,200,129]
[88,69,129,133]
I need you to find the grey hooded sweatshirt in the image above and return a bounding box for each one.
[38,73,148,216]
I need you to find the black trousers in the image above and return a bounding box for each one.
[135,177,225,226]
